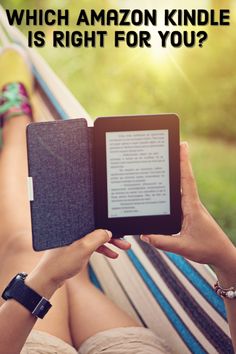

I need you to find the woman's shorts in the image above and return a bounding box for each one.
[21,327,169,354]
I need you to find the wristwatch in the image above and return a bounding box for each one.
[1,272,52,319]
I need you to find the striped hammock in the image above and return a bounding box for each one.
[0,6,233,353]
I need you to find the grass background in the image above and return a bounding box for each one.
[189,138,236,242]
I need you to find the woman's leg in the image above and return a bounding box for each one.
[0,115,72,344]
[66,267,141,349]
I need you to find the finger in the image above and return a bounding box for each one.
[180,142,199,205]
[109,238,131,250]
[80,229,112,255]
[96,245,119,259]
[140,234,183,254]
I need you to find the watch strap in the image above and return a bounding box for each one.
[2,275,52,319]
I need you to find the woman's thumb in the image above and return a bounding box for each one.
[140,234,182,253]
[81,229,112,254]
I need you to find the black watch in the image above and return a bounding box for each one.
[1,273,52,319]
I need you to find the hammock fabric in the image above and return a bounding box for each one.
[0,6,233,353]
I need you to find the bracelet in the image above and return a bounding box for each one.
[214,281,236,299]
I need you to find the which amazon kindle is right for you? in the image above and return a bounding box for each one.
[27,114,181,251]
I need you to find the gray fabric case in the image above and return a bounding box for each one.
[27,119,95,251]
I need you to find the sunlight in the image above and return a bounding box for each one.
[110,0,211,63]
[145,19,173,63]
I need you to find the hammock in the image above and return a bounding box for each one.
[0,6,233,353]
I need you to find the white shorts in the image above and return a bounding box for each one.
[21,327,169,354]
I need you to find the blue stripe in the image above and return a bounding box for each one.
[127,249,206,354]
[32,66,68,120]
[88,264,103,291]
[165,252,226,319]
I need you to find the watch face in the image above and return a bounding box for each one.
[1,274,25,300]
[2,277,17,300]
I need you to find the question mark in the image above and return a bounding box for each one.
[197,31,208,48]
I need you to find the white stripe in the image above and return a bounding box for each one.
[0,23,9,46]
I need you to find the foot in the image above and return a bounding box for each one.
[0,44,33,94]
[0,45,34,147]
[0,82,33,122]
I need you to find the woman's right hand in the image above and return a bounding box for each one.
[140,143,236,278]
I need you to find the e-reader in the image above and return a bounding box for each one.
[94,114,181,236]
[27,114,181,251]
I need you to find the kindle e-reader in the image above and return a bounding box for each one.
[94,114,181,237]
[27,114,181,251]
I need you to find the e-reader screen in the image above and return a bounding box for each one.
[106,130,170,218]
[94,114,181,237]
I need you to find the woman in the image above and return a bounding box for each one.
[0,45,236,354]
[0,45,167,354]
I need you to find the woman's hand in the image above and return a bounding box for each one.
[140,143,236,274]
[96,238,131,259]
[140,143,236,352]
[26,229,114,297]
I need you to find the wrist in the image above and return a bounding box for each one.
[25,267,61,299]
[213,246,236,288]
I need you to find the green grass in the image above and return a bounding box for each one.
[187,137,236,244]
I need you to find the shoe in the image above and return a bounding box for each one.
[0,44,33,95]
[0,45,34,147]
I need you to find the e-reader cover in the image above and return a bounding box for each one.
[27,119,95,251]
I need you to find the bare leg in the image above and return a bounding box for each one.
[0,116,72,344]
[67,267,141,349]
[0,116,31,238]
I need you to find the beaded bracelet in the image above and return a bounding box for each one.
[214,281,236,299]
